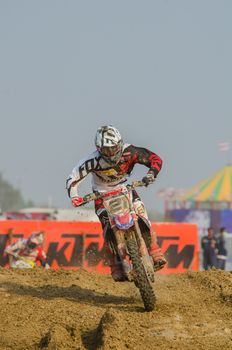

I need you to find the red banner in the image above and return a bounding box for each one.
[0,221,199,273]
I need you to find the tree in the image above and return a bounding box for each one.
[0,173,32,211]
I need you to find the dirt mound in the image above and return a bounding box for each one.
[0,268,232,350]
[188,268,232,302]
[38,324,78,350]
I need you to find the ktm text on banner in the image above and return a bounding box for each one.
[0,221,199,273]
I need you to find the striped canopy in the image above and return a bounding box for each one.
[181,165,232,202]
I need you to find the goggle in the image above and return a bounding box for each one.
[27,241,37,249]
[100,144,121,157]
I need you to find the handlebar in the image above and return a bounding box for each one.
[81,180,147,205]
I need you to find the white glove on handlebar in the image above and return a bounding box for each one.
[142,173,155,186]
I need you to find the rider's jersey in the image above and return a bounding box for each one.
[66,144,163,197]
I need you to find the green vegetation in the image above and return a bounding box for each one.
[0,173,33,211]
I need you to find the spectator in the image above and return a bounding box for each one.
[4,232,49,269]
[216,227,227,270]
[201,227,217,270]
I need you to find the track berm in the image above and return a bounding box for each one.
[0,268,232,349]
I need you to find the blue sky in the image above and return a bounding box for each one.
[0,0,232,211]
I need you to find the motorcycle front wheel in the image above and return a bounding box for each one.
[126,234,156,311]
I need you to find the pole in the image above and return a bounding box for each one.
[7,228,13,267]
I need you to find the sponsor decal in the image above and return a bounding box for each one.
[97,169,118,176]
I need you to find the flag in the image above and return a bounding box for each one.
[218,141,230,152]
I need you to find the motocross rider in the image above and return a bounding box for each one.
[5,232,49,269]
[66,125,167,281]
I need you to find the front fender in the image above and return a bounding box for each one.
[114,213,134,229]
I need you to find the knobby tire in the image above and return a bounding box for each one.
[127,236,156,311]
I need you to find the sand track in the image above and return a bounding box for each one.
[0,268,232,350]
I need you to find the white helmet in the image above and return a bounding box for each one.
[95,125,123,165]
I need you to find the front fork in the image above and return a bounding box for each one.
[111,226,133,277]
[133,220,155,271]
[133,220,149,256]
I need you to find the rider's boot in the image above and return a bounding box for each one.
[149,228,167,271]
[105,243,127,282]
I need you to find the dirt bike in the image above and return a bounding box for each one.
[9,254,36,268]
[9,254,50,269]
[81,180,156,311]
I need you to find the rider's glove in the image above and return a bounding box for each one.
[71,196,84,207]
[142,173,155,187]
